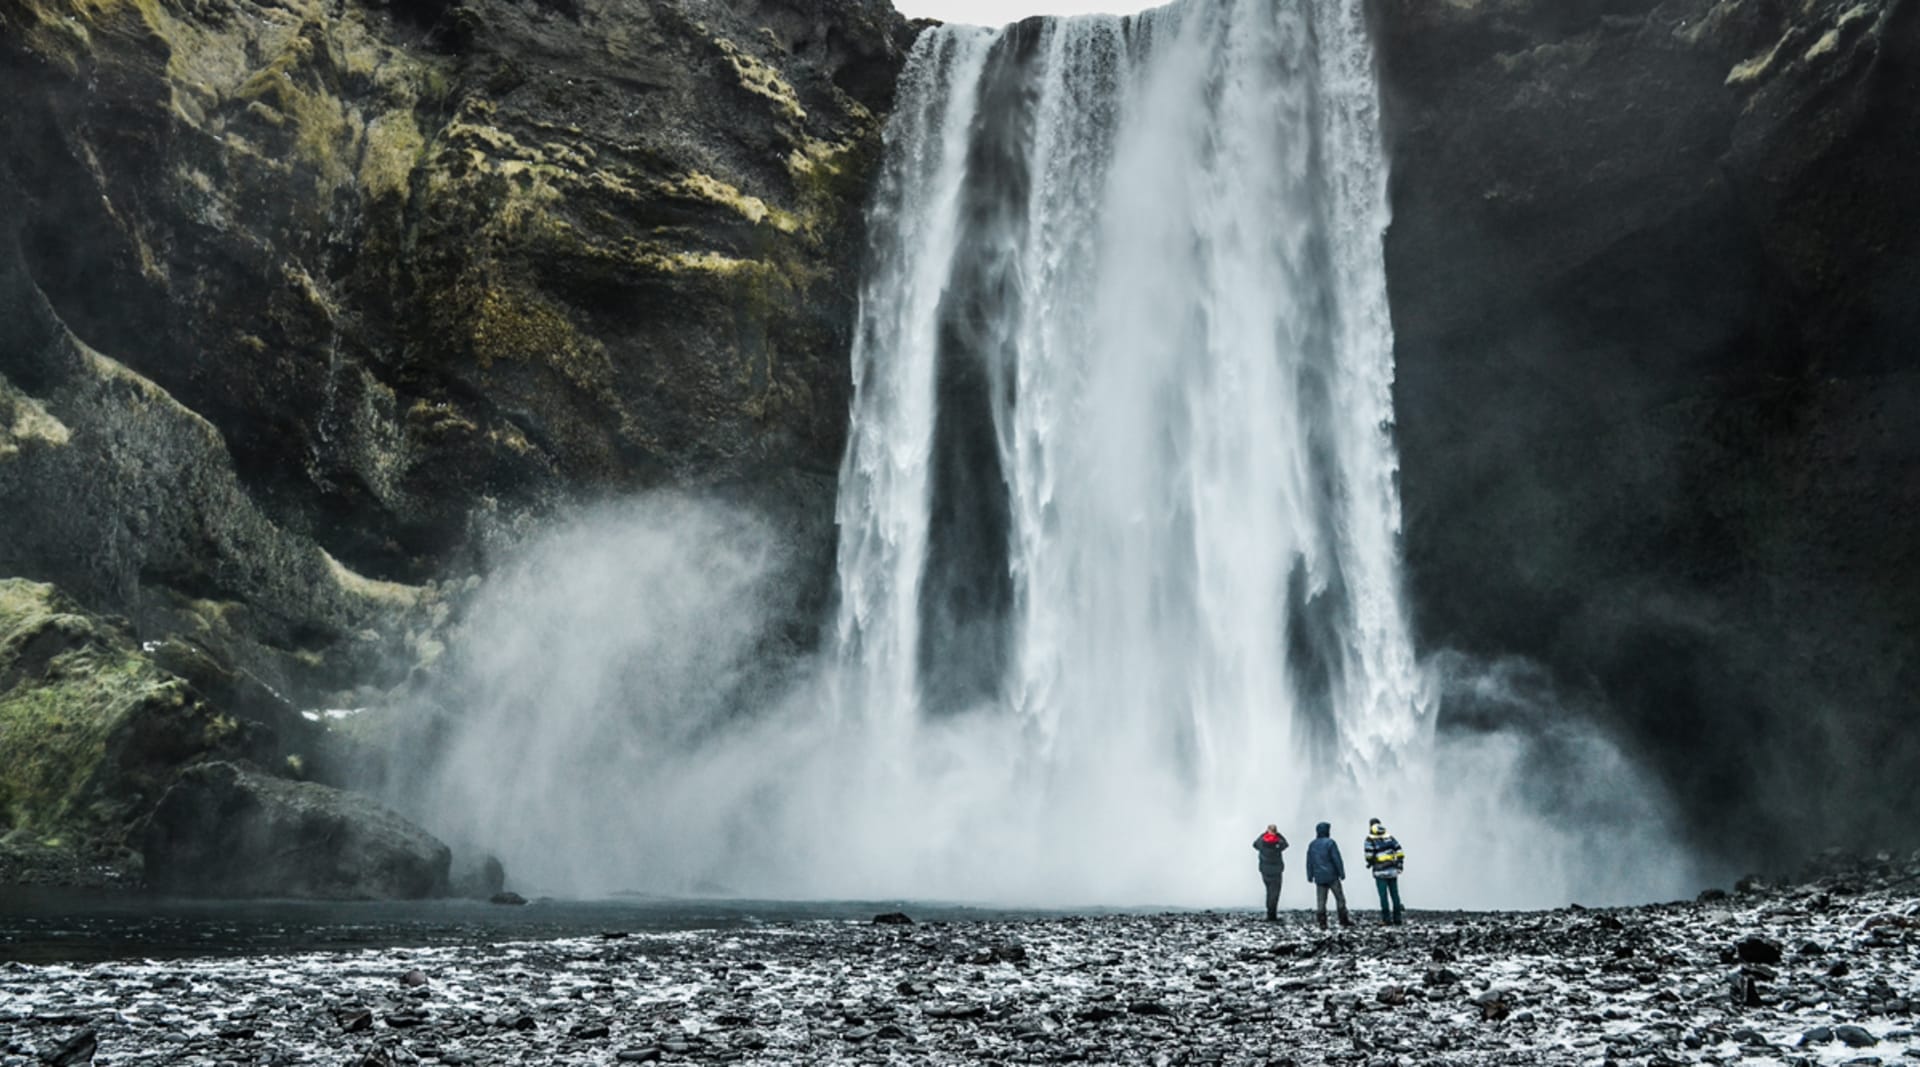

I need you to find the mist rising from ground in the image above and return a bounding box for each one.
[415,497,794,895]
[410,495,1701,909]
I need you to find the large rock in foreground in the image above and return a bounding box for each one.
[143,761,451,899]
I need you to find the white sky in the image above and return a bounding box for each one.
[893,0,1160,27]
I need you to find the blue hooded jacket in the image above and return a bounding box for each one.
[1305,822,1344,885]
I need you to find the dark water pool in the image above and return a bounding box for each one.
[0,890,1128,964]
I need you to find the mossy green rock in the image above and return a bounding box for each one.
[0,579,243,849]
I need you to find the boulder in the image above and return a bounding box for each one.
[39,1028,95,1067]
[142,761,450,898]
[1834,1024,1878,1048]
[0,577,431,886]
[1735,935,1784,964]
[449,851,507,899]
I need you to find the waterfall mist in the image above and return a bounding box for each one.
[415,497,803,897]
[412,0,1700,907]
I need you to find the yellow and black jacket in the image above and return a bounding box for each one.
[1364,823,1405,879]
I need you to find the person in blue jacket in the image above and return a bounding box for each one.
[1304,822,1352,929]
[1252,824,1289,920]
[1364,817,1407,924]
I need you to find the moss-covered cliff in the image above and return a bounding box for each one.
[0,0,913,666]
[0,0,915,881]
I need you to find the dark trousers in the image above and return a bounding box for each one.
[1315,880,1349,923]
[1375,877,1404,922]
[1262,875,1283,919]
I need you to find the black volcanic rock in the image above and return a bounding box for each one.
[1375,0,1920,869]
[142,760,451,899]
[7,885,1920,1063]
[1736,934,1785,964]
[450,852,507,899]
[1836,1023,1879,1047]
[335,1008,374,1033]
[0,579,314,871]
[40,1028,96,1067]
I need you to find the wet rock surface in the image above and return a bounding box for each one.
[1376,0,1920,862]
[0,579,452,899]
[141,761,452,900]
[0,0,916,621]
[4,879,1919,1065]
[0,0,917,880]
[0,580,307,879]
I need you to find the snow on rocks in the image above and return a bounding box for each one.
[2,882,1919,1065]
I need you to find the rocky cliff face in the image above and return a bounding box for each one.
[1375,0,1920,863]
[0,0,915,881]
[0,0,913,695]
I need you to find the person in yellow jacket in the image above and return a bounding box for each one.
[1363,818,1406,925]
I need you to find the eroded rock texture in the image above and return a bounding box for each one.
[1377,0,1920,861]
[0,0,913,686]
[0,0,914,880]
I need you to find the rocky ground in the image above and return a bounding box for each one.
[5,864,1920,1066]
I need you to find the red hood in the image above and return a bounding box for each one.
[1261,832,1280,843]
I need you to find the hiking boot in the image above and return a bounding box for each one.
[1338,911,1353,928]
[1317,912,1328,931]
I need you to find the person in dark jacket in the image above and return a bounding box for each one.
[1303,822,1352,929]
[1252,824,1289,920]
[1364,817,1406,924]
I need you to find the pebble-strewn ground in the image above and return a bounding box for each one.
[4,877,1919,1066]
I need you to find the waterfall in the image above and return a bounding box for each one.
[830,0,1436,900]
[415,0,1692,909]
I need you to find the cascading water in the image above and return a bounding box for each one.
[417,0,1696,909]
[831,0,1435,901]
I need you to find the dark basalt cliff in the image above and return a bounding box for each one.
[1376,0,1920,860]
[0,0,914,878]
